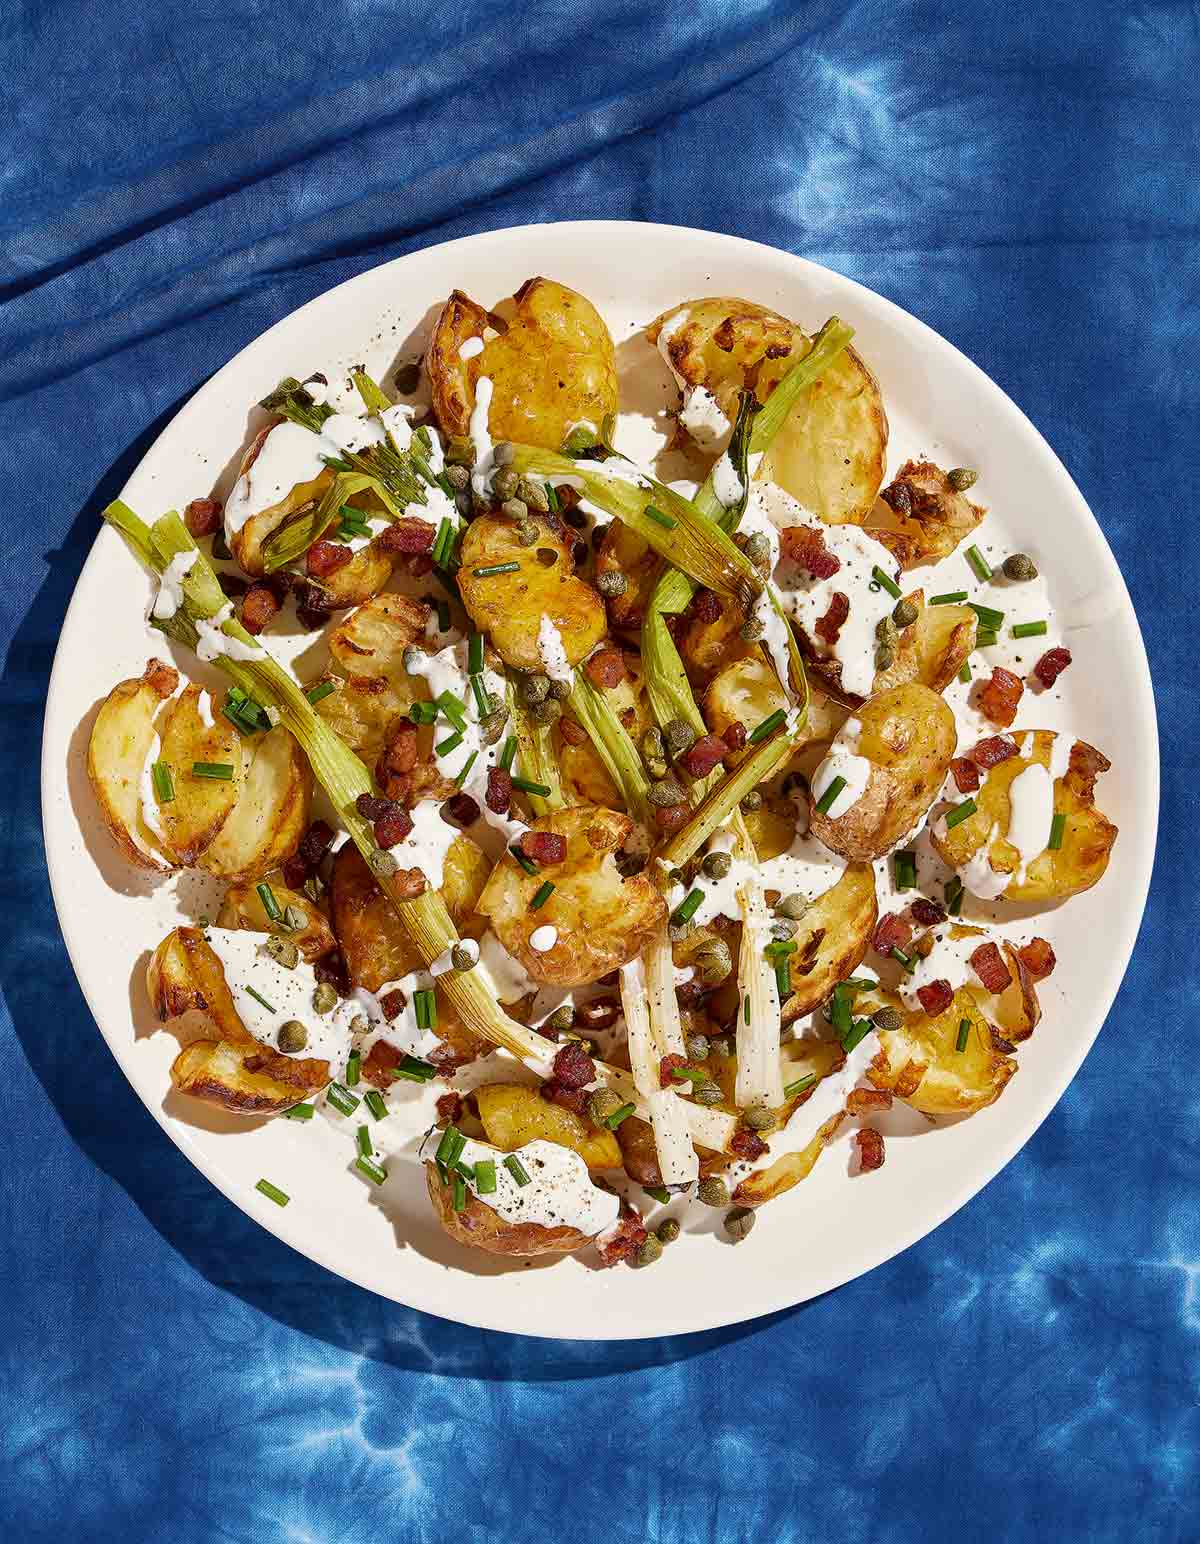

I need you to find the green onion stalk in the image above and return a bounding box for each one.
[566,670,652,825]
[260,470,377,574]
[506,681,565,818]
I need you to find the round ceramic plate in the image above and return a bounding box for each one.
[42,221,1157,1339]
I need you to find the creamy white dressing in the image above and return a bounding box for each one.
[536,616,574,686]
[764,1031,880,1162]
[224,422,331,539]
[1005,762,1054,884]
[390,801,457,892]
[712,451,744,509]
[477,931,540,1003]
[321,413,386,455]
[195,602,263,663]
[529,925,558,953]
[956,828,1011,900]
[418,1132,618,1236]
[196,690,215,729]
[811,718,872,821]
[135,677,186,849]
[757,824,848,900]
[667,828,754,926]
[151,548,199,620]
[738,496,796,694]
[469,376,495,498]
[899,931,994,1010]
[679,385,732,452]
[380,403,414,452]
[458,335,484,360]
[351,972,442,1062]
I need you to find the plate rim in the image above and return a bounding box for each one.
[40,218,1160,1339]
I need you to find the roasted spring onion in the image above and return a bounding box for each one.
[567,670,652,823]
[619,958,698,1186]
[261,470,376,573]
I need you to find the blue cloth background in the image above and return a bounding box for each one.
[1,2,1195,1539]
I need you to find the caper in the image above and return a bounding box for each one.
[776,893,809,920]
[770,918,798,942]
[876,615,899,649]
[521,672,551,705]
[313,980,339,1014]
[1002,552,1038,582]
[663,718,696,756]
[394,360,421,395]
[444,434,474,467]
[451,943,478,972]
[547,1004,576,1032]
[892,598,919,629]
[277,1020,308,1054]
[709,1035,733,1059]
[536,547,558,567]
[597,569,628,597]
[694,939,733,986]
[739,615,765,643]
[492,441,515,467]
[647,777,686,808]
[516,520,539,547]
[518,478,550,513]
[501,497,528,522]
[547,678,571,701]
[697,1176,730,1206]
[402,644,424,675]
[740,791,763,813]
[744,1103,775,1131]
[702,850,733,881]
[528,697,563,726]
[685,1032,710,1062]
[872,1006,903,1030]
[476,709,505,746]
[744,532,773,571]
[724,1206,756,1242]
[265,935,299,969]
[492,466,520,502]
[633,1235,663,1268]
[456,492,474,518]
[587,1088,623,1125]
[444,462,470,491]
[948,467,978,492]
[281,904,307,932]
[656,1218,681,1245]
[875,645,895,672]
[368,849,398,879]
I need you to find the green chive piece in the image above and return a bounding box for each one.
[408,701,439,725]
[644,1185,672,1204]
[976,628,999,648]
[968,602,1005,629]
[283,1103,315,1121]
[415,991,429,1030]
[453,1158,477,1183]
[670,1067,706,1084]
[749,708,787,744]
[255,1179,289,1207]
[468,633,485,675]
[1012,620,1048,639]
[1048,812,1066,851]
[327,1083,360,1116]
[452,1173,468,1211]
[871,566,901,599]
[437,690,467,727]
[244,985,275,1013]
[432,517,453,567]
[945,797,978,830]
[500,735,518,770]
[672,888,704,926]
[511,776,552,796]
[357,1156,388,1186]
[945,877,965,916]
[545,483,561,513]
[346,1051,362,1087]
[192,761,235,780]
[256,881,282,922]
[356,1125,372,1159]
[966,545,993,581]
[764,939,799,957]
[364,1090,387,1120]
[394,1055,436,1083]
[151,761,175,803]
[434,1126,459,1167]
[814,775,847,815]
[930,590,969,605]
[842,1019,871,1053]
[958,661,972,683]
[774,956,791,998]
[470,673,491,716]
[435,730,464,756]
[509,843,539,876]
[603,1103,635,1130]
[894,851,917,892]
[305,680,336,706]
[891,948,915,973]
[842,976,878,990]
[475,1158,497,1194]
[473,562,521,577]
[784,1074,817,1099]
[955,1017,971,1053]
[530,881,555,910]
[320,454,353,472]
[504,1155,531,1186]
[831,986,853,1038]
[644,504,677,530]
[454,749,479,788]
[744,993,751,1025]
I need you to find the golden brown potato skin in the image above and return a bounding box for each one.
[781,864,878,1021]
[216,878,336,961]
[809,684,956,861]
[424,1161,590,1257]
[427,277,618,450]
[197,726,310,881]
[474,1083,621,1171]
[477,806,666,986]
[866,460,985,569]
[867,987,1016,1115]
[229,422,333,576]
[870,591,976,700]
[86,658,181,871]
[648,297,887,525]
[313,591,430,764]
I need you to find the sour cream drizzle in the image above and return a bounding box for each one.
[536,616,574,685]
[151,548,199,620]
[469,376,496,497]
[811,718,872,822]
[195,602,263,663]
[418,1132,619,1235]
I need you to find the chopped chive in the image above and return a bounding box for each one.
[842,977,879,990]
[472,562,521,577]
[841,1019,871,1053]
[945,876,965,916]
[603,1102,635,1130]
[814,775,847,815]
[504,1154,531,1186]
[644,1185,672,1205]
[414,990,436,1031]
[871,566,902,599]
[364,1090,387,1120]
[670,1067,706,1084]
[435,472,455,498]
[151,761,174,803]
[453,1158,477,1183]
[1048,812,1066,851]
[958,661,972,683]
[544,483,560,513]
[283,1103,315,1121]
[393,1055,436,1083]
[891,948,915,973]
[356,1125,373,1159]
[475,1158,497,1194]
[1012,620,1048,639]
[644,504,676,530]
[774,956,792,998]
[468,633,484,675]
[764,939,799,957]
[672,888,704,926]
[432,517,454,566]
[893,851,917,892]
[436,690,467,727]
[192,761,235,780]
[509,843,539,876]
[784,1073,817,1099]
[470,673,491,716]
[346,1051,361,1087]
[966,545,993,581]
[976,628,999,648]
[408,701,439,725]
[320,454,353,472]
[955,1017,971,1053]
[454,749,479,788]
[305,680,336,706]
[945,797,977,830]
[452,1173,468,1212]
[256,881,282,922]
[255,1179,289,1207]
[244,985,276,1013]
[968,602,1005,629]
[338,503,368,523]
[530,880,555,910]
[930,590,969,605]
[744,993,751,1025]
[500,735,517,770]
[512,776,552,796]
[435,730,464,756]
[434,1126,460,1167]
[326,1083,360,1116]
[357,1156,388,1186]
[437,599,451,632]
[831,986,853,1038]
[749,708,787,744]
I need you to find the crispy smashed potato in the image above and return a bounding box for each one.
[153,684,242,864]
[304,535,399,612]
[477,806,666,985]
[867,986,1016,1115]
[871,591,976,699]
[705,654,846,757]
[556,650,651,807]
[866,460,985,569]
[929,925,1043,1045]
[810,684,956,861]
[648,297,887,525]
[314,592,429,763]
[198,725,310,880]
[148,926,328,1112]
[930,732,1117,901]
[87,658,181,871]
[595,524,660,632]
[228,423,332,576]
[458,512,606,672]
[781,865,878,1021]
[427,277,618,450]
[474,1083,621,1171]
[424,1160,589,1257]
[730,1040,849,1206]
[216,877,336,961]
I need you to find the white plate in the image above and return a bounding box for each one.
[41,221,1157,1339]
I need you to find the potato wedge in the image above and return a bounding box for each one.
[228,422,333,576]
[153,684,242,865]
[424,1161,589,1257]
[314,592,431,763]
[457,512,606,673]
[648,297,887,525]
[679,603,751,683]
[477,806,666,985]
[809,684,956,861]
[730,1040,849,1206]
[86,658,181,871]
[216,878,336,961]
[929,732,1117,901]
[866,460,985,569]
[704,654,847,757]
[474,1083,621,1171]
[303,534,398,612]
[867,986,1016,1115]
[198,725,310,880]
[780,864,878,1021]
[872,591,976,697]
[427,277,618,450]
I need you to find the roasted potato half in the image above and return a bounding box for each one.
[148,926,329,1112]
[197,725,310,880]
[152,684,243,865]
[86,658,181,871]
[474,1083,621,1171]
[930,732,1117,902]
[730,1040,850,1206]
[867,986,1016,1115]
[424,1161,591,1258]
[866,460,985,569]
[594,523,660,632]
[228,422,333,576]
[648,297,887,525]
[705,654,847,758]
[871,591,976,699]
[477,806,666,985]
[809,684,956,861]
[216,877,336,961]
[427,277,618,450]
[780,864,878,1021]
[457,512,606,673]
[918,925,1043,1046]
[304,534,399,612]
[314,592,431,764]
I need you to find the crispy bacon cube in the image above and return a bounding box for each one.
[969,941,1013,993]
[916,979,953,1016]
[1017,937,1057,981]
[814,591,850,644]
[950,757,981,793]
[977,667,1023,728]
[873,913,913,955]
[780,524,841,579]
[854,1127,886,1171]
[1033,647,1072,688]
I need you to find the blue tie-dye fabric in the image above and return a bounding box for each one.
[1,2,1195,1538]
